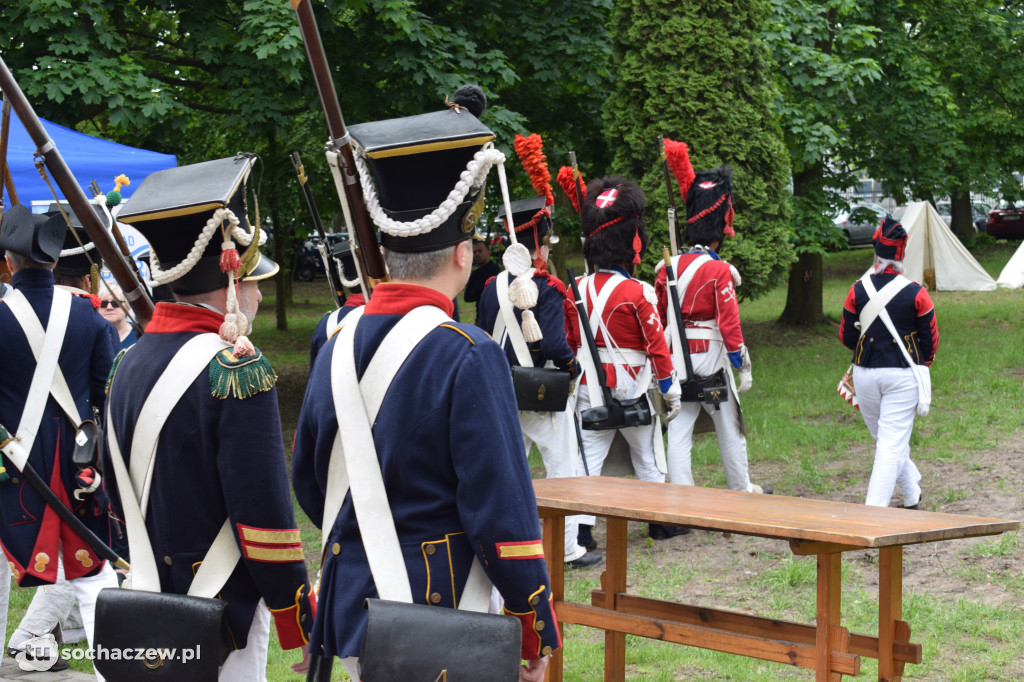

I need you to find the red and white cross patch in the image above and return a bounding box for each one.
[596,188,618,208]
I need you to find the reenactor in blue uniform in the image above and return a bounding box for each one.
[0,204,119,669]
[106,155,315,678]
[292,88,560,682]
[477,194,600,570]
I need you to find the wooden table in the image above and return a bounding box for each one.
[535,477,1020,681]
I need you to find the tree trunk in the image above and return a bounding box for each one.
[779,163,827,327]
[779,252,825,326]
[949,189,974,242]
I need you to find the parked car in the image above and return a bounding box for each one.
[834,203,887,247]
[986,200,1024,239]
[935,201,990,233]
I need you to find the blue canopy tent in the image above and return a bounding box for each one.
[3,114,176,210]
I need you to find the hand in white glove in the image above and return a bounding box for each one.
[737,343,752,394]
[661,379,682,422]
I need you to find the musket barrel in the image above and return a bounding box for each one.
[0,56,154,326]
[291,0,387,285]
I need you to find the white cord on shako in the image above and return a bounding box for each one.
[354,140,543,341]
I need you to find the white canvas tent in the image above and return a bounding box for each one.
[996,241,1024,288]
[863,201,996,291]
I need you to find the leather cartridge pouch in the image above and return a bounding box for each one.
[580,394,652,431]
[679,368,730,407]
[93,587,230,681]
[511,366,571,412]
[359,598,522,682]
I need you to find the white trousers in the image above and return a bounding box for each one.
[576,390,664,526]
[520,410,587,562]
[853,366,922,507]
[9,568,85,651]
[219,599,271,681]
[665,351,753,492]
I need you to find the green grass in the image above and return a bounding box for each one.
[13,241,1019,679]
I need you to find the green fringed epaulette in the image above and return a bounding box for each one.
[105,348,129,395]
[209,348,277,400]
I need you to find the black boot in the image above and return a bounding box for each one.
[577,524,597,552]
[648,523,691,540]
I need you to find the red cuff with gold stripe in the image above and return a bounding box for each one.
[270,584,317,650]
[236,524,304,563]
[504,586,561,660]
[495,539,545,561]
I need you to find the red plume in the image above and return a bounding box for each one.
[514,133,554,207]
[556,166,587,214]
[664,137,696,200]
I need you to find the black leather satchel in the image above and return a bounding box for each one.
[359,599,522,682]
[580,394,652,430]
[679,368,730,407]
[93,587,229,681]
[511,365,572,412]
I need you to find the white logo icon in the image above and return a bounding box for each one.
[15,634,60,672]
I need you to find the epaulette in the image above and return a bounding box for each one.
[105,348,129,395]
[542,273,568,297]
[208,348,277,400]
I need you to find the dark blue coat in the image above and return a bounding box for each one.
[840,271,939,368]
[476,270,579,376]
[0,269,117,586]
[308,294,365,372]
[106,302,314,650]
[292,283,561,661]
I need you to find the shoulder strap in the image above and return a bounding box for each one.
[327,307,493,612]
[673,253,712,302]
[325,307,344,337]
[4,289,81,450]
[495,270,533,367]
[859,275,911,337]
[106,334,239,597]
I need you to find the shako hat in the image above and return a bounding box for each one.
[117,153,277,295]
[662,137,736,247]
[580,176,649,268]
[348,85,498,253]
[48,202,108,277]
[498,195,551,247]
[873,214,907,261]
[117,153,277,357]
[0,204,65,265]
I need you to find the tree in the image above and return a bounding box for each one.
[1,0,616,327]
[764,0,881,326]
[603,0,793,297]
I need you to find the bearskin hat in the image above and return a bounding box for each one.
[684,166,734,247]
[581,176,649,269]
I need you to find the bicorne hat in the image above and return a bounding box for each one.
[0,204,65,265]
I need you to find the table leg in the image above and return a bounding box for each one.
[543,516,565,682]
[602,518,628,682]
[815,553,842,681]
[878,546,903,682]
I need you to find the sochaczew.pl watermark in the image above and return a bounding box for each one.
[16,634,203,672]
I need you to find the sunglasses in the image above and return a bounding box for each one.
[99,300,124,309]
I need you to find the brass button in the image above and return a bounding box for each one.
[529,595,540,606]
[869,337,874,342]
[331,543,341,555]
[301,614,307,622]
[10,478,18,484]
[430,592,442,604]
[536,620,545,631]
[425,544,436,556]
[163,556,173,566]
[542,646,552,656]
[78,509,86,516]
[19,515,27,521]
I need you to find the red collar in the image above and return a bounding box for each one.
[146,302,224,334]
[364,283,454,317]
[345,293,366,308]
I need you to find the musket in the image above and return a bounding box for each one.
[568,150,589,275]
[659,135,679,257]
[290,0,386,296]
[1,96,17,207]
[661,248,695,385]
[0,424,130,571]
[0,56,155,327]
[290,151,347,308]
